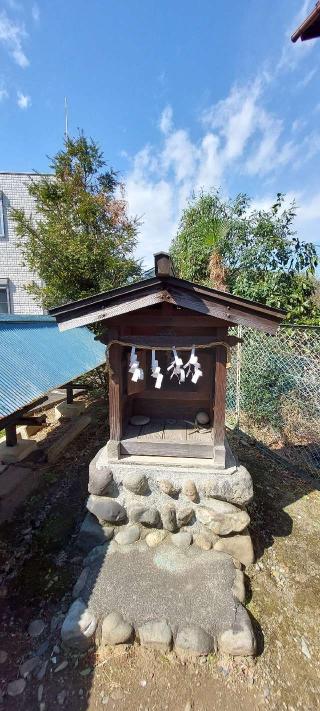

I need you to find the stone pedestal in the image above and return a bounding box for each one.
[54,401,85,421]
[86,442,254,546]
[63,440,256,657]
[0,438,37,464]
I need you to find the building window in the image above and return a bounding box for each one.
[0,280,10,314]
[0,192,5,238]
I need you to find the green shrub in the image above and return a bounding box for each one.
[241,348,296,428]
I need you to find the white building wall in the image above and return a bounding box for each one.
[0,173,45,314]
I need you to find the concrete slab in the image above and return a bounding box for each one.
[0,438,37,464]
[54,401,86,421]
[19,423,44,438]
[47,415,91,463]
[0,432,22,445]
[82,541,246,641]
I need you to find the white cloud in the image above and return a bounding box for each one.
[295,192,320,246]
[250,192,299,214]
[32,4,40,23]
[202,79,297,178]
[203,80,262,161]
[0,87,9,101]
[162,129,198,184]
[195,133,221,194]
[298,192,320,221]
[17,90,31,109]
[0,10,29,67]
[124,69,320,265]
[5,1,23,11]
[293,131,320,168]
[245,117,297,176]
[292,118,307,133]
[159,105,173,135]
[297,67,317,88]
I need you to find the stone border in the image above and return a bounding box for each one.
[65,521,256,657]
[61,594,256,657]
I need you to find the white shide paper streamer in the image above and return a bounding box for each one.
[129,346,144,382]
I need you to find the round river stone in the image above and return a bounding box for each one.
[130,415,150,426]
[195,410,210,425]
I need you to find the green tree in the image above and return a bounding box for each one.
[12,134,141,309]
[170,190,319,324]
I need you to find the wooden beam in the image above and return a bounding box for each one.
[131,390,210,401]
[104,334,240,349]
[0,396,48,431]
[108,340,122,441]
[104,309,230,330]
[5,413,47,447]
[61,383,87,390]
[169,287,280,334]
[213,330,228,467]
[15,415,46,427]
[120,440,214,458]
[57,290,166,331]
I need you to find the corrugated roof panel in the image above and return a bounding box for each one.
[0,318,105,419]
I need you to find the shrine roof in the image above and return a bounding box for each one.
[50,253,285,336]
[291,1,320,42]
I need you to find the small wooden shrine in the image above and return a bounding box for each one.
[51,252,284,469]
[52,255,286,660]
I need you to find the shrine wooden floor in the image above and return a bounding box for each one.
[121,418,214,458]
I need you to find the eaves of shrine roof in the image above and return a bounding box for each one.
[49,271,285,336]
[291,1,320,42]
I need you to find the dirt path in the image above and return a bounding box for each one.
[0,398,319,710]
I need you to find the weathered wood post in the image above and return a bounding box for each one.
[5,424,18,447]
[108,339,122,443]
[213,328,228,467]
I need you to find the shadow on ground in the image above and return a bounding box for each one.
[228,431,319,561]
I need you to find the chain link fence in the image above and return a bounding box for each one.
[226,325,320,477]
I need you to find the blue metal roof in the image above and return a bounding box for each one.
[0,315,105,419]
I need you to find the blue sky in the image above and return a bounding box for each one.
[0,0,320,267]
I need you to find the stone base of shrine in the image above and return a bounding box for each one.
[87,439,253,512]
[64,440,257,656]
[62,537,256,657]
[85,441,254,552]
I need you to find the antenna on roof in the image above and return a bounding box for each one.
[64,96,68,140]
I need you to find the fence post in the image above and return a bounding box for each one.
[235,325,242,429]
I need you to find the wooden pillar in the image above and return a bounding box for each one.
[66,383,74,404]
[213,330,227,467]
[6,424,17,447]
[108,342,122,441]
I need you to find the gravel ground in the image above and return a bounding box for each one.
[0,396,319,710]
